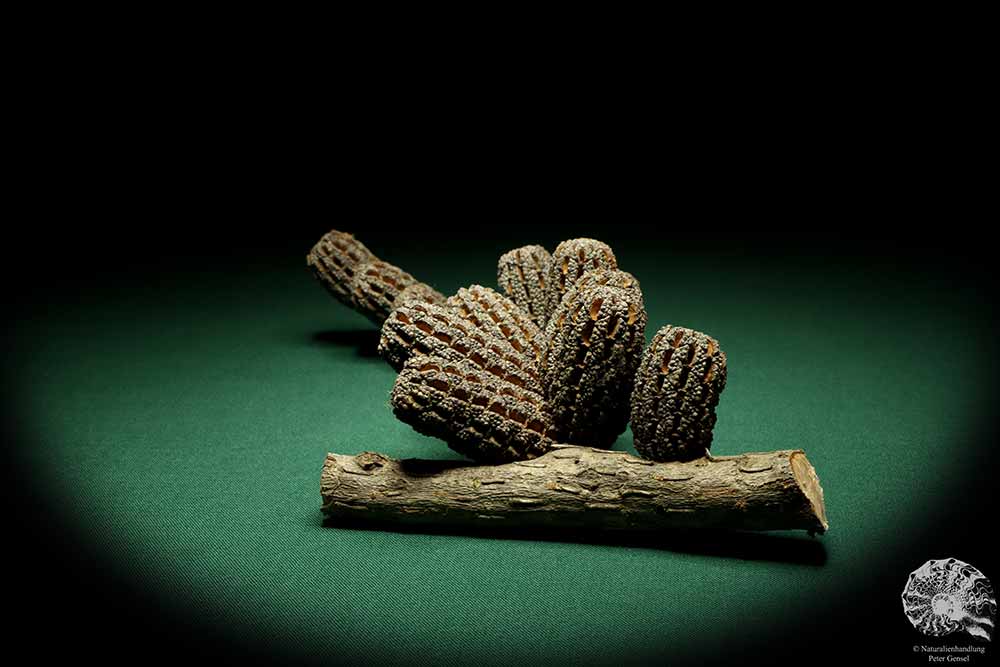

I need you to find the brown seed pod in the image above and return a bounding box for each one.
[497,245,552,326]
[306,230,376,306]
[545,238,618,319]
[570,268,642,301]
[390,355,555,463]
[394,282,447,309]
[445,285,543,363]
[348,260,418,326]
[630,325,728,462]
[378,302,544,395]
[541,275,647,446]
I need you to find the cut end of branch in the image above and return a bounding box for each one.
[790,451,829,533]
[320,454,339,510]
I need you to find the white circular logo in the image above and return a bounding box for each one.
[902,558,996,641]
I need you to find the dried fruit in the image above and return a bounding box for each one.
[378,302,544,395]
[570,268,642,300]
[446,285,543,362]
[349,260,418,326]
[394,282,447,309]
[306,230,376,306]
[497,245,552,326]
[307,229,443,323]
[390,355,555,463]
[630,325,728,462]
[546,238,618,319]
[541,273,647,446]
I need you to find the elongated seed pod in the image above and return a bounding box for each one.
[307,230,376,306]
[497,245,552,326]
[545,238,618,319]
[630,325,728,462]
[446,285,543,363]
[541,275,647,446]
[570,268,642,301]
[349,260,418,326]
[394,282,447,309]
[379,302,544,395]
[390,355,556,463]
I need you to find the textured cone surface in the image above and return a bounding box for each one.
[570,268,642,301]
[306,230,376,306]
[630,325,728,462]
[446,285,543,363]
[349,260,417,326]
[545,238,618,319]
[378,302,544,395]
[541,276,647,446]
[497,245,552,326]
[394,282,447,309]
[390,355,555,463]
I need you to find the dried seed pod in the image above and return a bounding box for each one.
[306,230,376,306]
[546,238,618,319]
[570,268,642,301]
[630,325,728,462]
[446,285,543,363]
[378,302,544,395]
[349,260,418,326]
[391,355,555,463]
[497,245,552,326]
[394,282,447,309]
[541,277,647,446]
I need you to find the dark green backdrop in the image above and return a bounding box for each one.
[9,229,996,665]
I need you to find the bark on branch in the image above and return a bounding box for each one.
[320,445,828,535]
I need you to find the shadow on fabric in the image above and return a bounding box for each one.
[315,513,827,566]
[312,329,381,358]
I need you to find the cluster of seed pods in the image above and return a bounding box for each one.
[309,230,729,464]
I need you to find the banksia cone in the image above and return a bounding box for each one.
[395,282,447,309]
[630,325,728,462]
[446,285,543,363]
[390,355,555,463]
[307,229,443,323]
[545,238,618,319]
[541,271,647,446]
[307,230,376,306]
[571,268,642,300]
[378,302,544,395]
[349,260,418,326]
[497,245,552,327]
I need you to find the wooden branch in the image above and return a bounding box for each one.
[320,445,828,535]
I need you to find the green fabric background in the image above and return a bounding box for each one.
[12,242,994,665]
